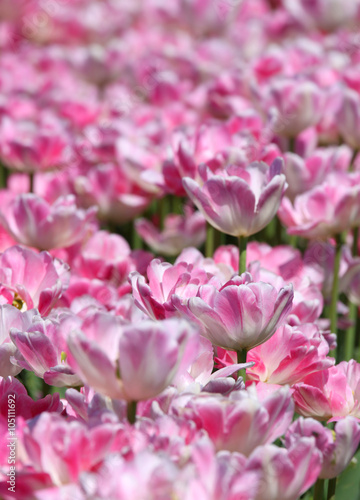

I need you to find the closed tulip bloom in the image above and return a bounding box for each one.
[285,416,360,479]
[265,78,324,137]
[135,207,206,256]
[285,0,359,31]
[173,274,293,351]
[279,172,360,240]
[1,194,97,250]
[183,159,286,237]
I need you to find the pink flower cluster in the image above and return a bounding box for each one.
[0,0,360,499]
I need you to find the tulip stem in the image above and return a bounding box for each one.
[29,172,34,193]
[238,236,247,275]
[329,234,342,357]
[158,196,169,230]
[127,400,137,424]
[313,478,324,500]
[132,221,143,250]
[237,349,247,382]
[0,162,8,189]
[327,478,337,500]
[345,301,358,361]
[206,223,215,258]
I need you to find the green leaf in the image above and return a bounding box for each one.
[335,449,360,500]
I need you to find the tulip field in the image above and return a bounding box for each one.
[1,1,360,499]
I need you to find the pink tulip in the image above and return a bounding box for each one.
[73,230,132,285]
[0,305,37,378]
[173,274,293,351]
[0,376,62,420]
[0,246,69,316]
[283,146,352,201]
[293,360,360,421]
[285,416,360,479]
[285,0,359,31]
[0,116,69,172]
[265,78,324,137]
[10,314,82,387]
[279,172,360,239]
[183,159,286,237]
[74,163,150,225]
[23,412,121,486]
[67,318,199,401]
[130,258,222,320]
[247,324,334,385]
[185,385,293,455]
[337,88,360,149]
[246,438,322,500]
[135,207,206,256]
[1,194,97,250]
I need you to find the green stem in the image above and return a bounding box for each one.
[288,136,296,154]
[289,235,298,248]
[345,226,359,360]
[237,349,247,382]
[238,235,247,275]
[327,478,337,500]
[350,149,358,172]
[206,223,215,258]
[345,302,358,361]
[29,172,34,193]
[132,222,143,250]
[275,217,283,245]
[158,196,169,230]
[313,478,324,500]
[353,226,359,257]
[0,163,9,189]
[172,196,183,214]
[329,235,342,358]
[127,400,137,425]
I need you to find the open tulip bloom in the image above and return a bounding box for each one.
[2,2,360,499]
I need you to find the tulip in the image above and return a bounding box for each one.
[173,274,293,357]
[183,159,286,273]
[73,230,132,285]
[246,438,322,500]
[283,146,352,201]
[247,324,334,386]
[67,319,199,421]
[130,257,223,320]
[10,314,82,387]
[279,172,360,240]
[265,78,324,137]
[185,385,294,456]
[0,305,37,378]
[337,88,360,150]
[183,159,286,239]
[1,193,97,250]
[293,360,360,421]
[135,207,206,256]
[74,163,150,225]
[285,416,360,479]
[285,0,359,31]
[0,245,70,316]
